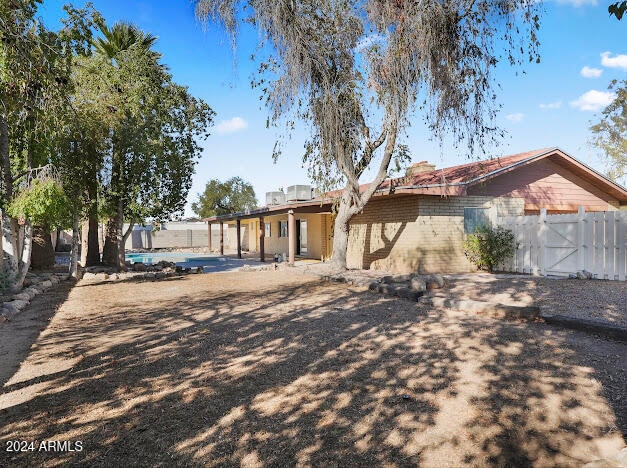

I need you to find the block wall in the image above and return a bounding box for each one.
[345,195,524,273]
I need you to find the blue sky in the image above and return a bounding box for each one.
[39,0,626,216]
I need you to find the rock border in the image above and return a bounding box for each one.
[80,265,205,283]
[424,296,541,321]
[542,314,627,342]
[0,272,68,322]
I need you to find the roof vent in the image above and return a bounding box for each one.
[406,161,436,177]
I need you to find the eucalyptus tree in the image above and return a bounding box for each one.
[0,0,96,288]
[196,0,541,269]
[590,80,626,185]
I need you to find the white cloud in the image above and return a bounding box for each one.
[539,101,562,110]
[570,90,616,111]
[555,0,597,6]
[506,113,524,122]
[214,117,248,134]
[580,66,603,78]
[601,51,627,70]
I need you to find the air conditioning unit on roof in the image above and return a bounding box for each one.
[286,185,313,201]
[265,191,286,206]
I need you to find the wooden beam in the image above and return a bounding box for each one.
[259,217,265,262]
[207,222,212,251]
[288,210,295,265]
[236,219,242,259]
[219,221,224,255]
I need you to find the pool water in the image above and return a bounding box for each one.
[125,252,225,265]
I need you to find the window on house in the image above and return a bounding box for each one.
[464,207,491,234]
[265,223,271,237]
[279,221,288,238]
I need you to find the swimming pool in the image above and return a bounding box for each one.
[125,252,224,265]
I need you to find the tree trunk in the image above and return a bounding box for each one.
[116,200,126,270]
[30,225,55,270]
[80,214,101,267]
[101,217,119,267]
[70,212,80,279]
[80,218,89,266]
[1,215,19,292]
[330,203,352,271]
[12,221,32,291]
[55,228,61,252]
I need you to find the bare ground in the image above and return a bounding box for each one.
[0,271,625,467]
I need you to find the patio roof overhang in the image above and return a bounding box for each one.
[203,198,334,223]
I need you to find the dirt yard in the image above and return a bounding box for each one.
[0,271,625,467]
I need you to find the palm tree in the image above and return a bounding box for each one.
[92,21,159,61]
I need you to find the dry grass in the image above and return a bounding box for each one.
[0,271,624,467]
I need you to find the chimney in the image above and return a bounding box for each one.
[406,161,436,177]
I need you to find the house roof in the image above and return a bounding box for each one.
[386,148,552,187]
[205,147,627,222]
[376,147,627,202]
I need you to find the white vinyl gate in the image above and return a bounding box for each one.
[497,207,627,281]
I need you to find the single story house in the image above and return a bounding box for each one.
[204,147,627,273]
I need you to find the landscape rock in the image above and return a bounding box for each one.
[155,272,165,279]
[145,272,156,279]
[24,287,40,298]
[13,291,34,302]
[426,274,445,289]
[577,270,593,280]
[40,280,53,289]
[410,277,426,291]
[132,263,147,272]
[3,300,29,316]
[22,277,41,287]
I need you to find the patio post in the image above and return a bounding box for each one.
[219,221,224,255]
[288,210,295,265]
[207,222,212,252]
[259,217,265,262]
[236,218,242,259]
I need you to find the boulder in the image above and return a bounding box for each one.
[40,280,53,289]
[145,272,156,279]
[3,300,28,316]
[24,287,40,298]
[132,262,147,272]
[155,271,165,279]
[13,291,34,302]
[426,274,445,289]
[410,277,426,291]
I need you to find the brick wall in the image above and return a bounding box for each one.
[346,194,524,273]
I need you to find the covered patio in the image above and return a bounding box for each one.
[204,199,333,264]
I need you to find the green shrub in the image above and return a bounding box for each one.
[463,225,516,272]
[7,179,72,229]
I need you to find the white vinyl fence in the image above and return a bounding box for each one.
[497,207,627,281]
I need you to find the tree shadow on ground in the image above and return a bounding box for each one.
[0,272,624,466]
[0,281,73,388]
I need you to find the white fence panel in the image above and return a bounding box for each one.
[497,208,627,281]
